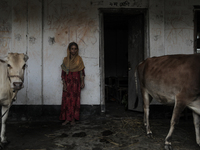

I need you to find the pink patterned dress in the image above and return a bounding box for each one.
[59,69,85,121]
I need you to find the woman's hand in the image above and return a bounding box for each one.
[63,80,67,91]
[81,81,85,89]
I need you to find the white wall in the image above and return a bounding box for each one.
[43,0,100,105]
[0,0,199,105]
[164,0,194,55]
[149,0,199,56]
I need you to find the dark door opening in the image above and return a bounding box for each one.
[103,12,145,113]
[194,9,200,53]
[104,14,129,112]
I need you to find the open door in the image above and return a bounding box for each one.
[128,14,144,111]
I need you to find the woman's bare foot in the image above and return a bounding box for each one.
[70,119,75,125]
[62,120,69,126]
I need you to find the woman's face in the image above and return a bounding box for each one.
[70,45,78,56]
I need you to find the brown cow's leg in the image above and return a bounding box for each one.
[142,89,152,137]
[193,111,200,146]
[164,100,186,150]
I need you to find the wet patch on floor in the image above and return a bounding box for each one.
[101,130,113,136]
[72,132,87,137]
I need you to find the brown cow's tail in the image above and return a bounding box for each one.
[133,67,139,109]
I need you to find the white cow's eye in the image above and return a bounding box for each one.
[22,64,27,69]
[7,64,11,68]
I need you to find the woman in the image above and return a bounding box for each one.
[60,42,85,125]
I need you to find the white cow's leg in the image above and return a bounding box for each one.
[192,111,200,146]
[142,89,152,137]
[164,100,185,150]
[1,105,9,144]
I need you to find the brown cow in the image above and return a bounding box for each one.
[135,54,200,150]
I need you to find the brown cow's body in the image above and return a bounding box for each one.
[136,54,200,150]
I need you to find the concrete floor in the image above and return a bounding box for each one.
[3,100,200,150]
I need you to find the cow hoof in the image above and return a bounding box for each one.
[164,144,173,150]
[0,143,5,149]
[147,133,153,138]
[0,141,9,149]
[2,140,9,145]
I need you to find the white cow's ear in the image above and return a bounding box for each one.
[24,54,29,62]
[0,56,8,63]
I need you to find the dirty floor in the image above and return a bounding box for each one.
[3,101,200,150]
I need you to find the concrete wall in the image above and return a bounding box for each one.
[0,0,199,105]
[150,0,199,56]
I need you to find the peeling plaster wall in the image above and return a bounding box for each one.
[149,0,165,56]
[10,0,28,104]
[0,0,12,56]
[164,0,194,55]
[0,0,199,105]
[43,0,100,105]
[150,0,200,56]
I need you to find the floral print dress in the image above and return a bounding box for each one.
[59,69,85,121]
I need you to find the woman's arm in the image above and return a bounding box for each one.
[61,70,66,80]
[80,69,85,89]
[61,70,67,91]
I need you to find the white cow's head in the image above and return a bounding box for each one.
[0,53,29,91]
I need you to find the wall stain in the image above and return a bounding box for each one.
[15,34,22,41]
[13,0,27,24]
[185,39,193,46]
[0,0,10,15]
[46,4,98,49]
[0,1,8,9]
[48,37,55,45]
[0,21,11,33]
[29,36,36,44]
[0,37,10,55]
[154,35,160,41]
[0,0,11,56]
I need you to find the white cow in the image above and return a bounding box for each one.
[0,53,28,148]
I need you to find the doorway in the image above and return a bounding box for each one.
[99,9,149,113]
[194,8,200,53]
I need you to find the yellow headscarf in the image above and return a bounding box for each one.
[61,42,85,74]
